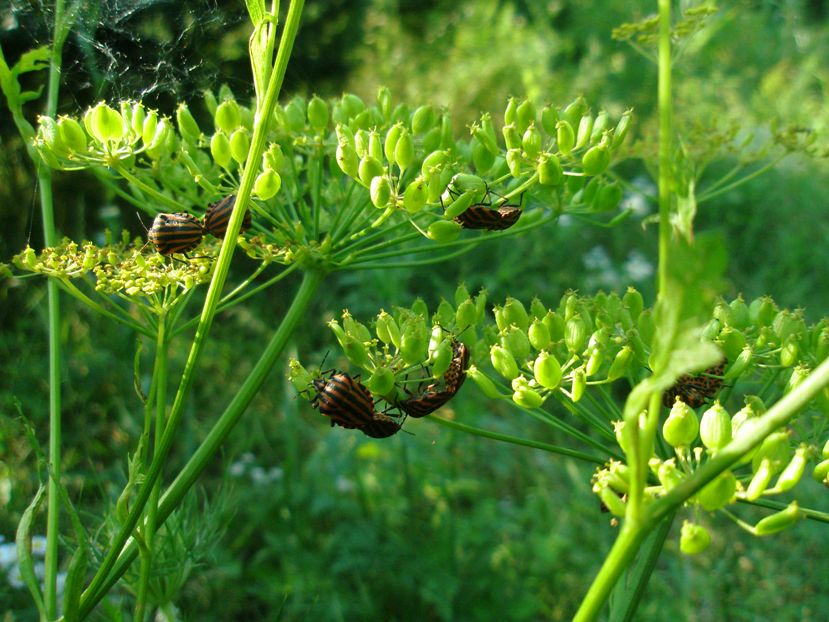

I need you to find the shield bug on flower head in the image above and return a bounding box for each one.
[312,371,376,429]
[359,413,403,438]
[203,194,252,239]
[397,383,455,418]
[454,204,521,231]
[662,360,726,408]
[444,339,471,393]
[148,212,205,255]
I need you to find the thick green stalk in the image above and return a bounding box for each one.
[78,0,305,610]
[656,0,672,297]
[77,265,325,617]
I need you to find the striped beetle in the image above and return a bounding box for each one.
[444,340,470,393]
[454,204,521,231]
[662,360,726,408]
[203,194,252,239]
[359,413,403,438]
[147,212,205,255]
[396,338,470,418]
[312,371,376,429]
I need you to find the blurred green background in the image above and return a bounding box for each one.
[2,0,829,619]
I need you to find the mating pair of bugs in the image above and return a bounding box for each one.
[447,186,522,231]
[311,340,471,438]
[147,195,252,256]
[662,360,727,408]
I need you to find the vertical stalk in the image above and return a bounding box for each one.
[656,0,673,296]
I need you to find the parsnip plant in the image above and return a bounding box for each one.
[3,1,828,620]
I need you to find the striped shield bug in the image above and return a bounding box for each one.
[397,383,455,418]
[662,360,727,408]
[203,194,252,239]
[444,339,471,393]
[359,413,403,438]
[147,212,204,255]
[454,204,521,230]
[312,372,376,429]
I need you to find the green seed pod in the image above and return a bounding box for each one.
[501,123,521,151]
[812,458,829,484]
[814,327,829,362]
[140,109,158,144]
[375,311,401,347]
[453,283,470,308]
[502,297,530,332]
[57,117,87,153]
[307,95,329,131]
[506,148,522,177]
[636,309,655,347]
[724,346,752,382]
[697,470,737,511]
[680,521,711,555]
[229,128,250,163]
[529,298,547,320]
[718,327,746,362]
[442,191,475,218]
[521,123,542,159]
[130,103,147,136]
[607,346,633,381]
[284,98,306,131]
[528,319,552,351]
[515,99,536,134]
[359,155,385,187]
[384,123,404,164]
[394,130,415,171]
[657,459,684,491]
[472,140,496,173]
[501,325,531,363]
[533,351,562,390]
[562,96,587,127]
[340,335,368,367]
[775,446,809,492]
[597,485,627,518]
[537,154,563,186]
[431,339,453,378]
[542,310,565,341]
[365,366,395,396]
[611,109,633,149]
[623,287,644,320]
[575,112,594,149]
[513,386,544,409]
[785,364,810,394]
[746,457,774,501]
[582,144,611,176]
[571,367,586,402]
[752,431,791,474]
[456,300,477,332]
[88,102,125,143]
[590,110,610,143]
[748,295,776,327]
[468,365,507,399]
[144,118,173,159]
[593,181,623,212]
[427,220,462,242]
[474,289,488,322]
[780,336,799,367]
[728,296,750,329]
[411,104,436,135]
[354,129,370,158]
[504,97,519,126]
[176,103,201,143]
[700,402,732,451]
[214,99,241,133]
[403,176,428,214]
[336,141,360,178]
[368,129,384,162]
[565,314,588,354]
[755,501,802,536]
[773,310,799,342]
[401,319,428,365]
[663,398,699,447]
[254,169,282,200]
[376,86,392,120]
[585,347,603,377]
[421,149,448,176]
[370,176,392,208]
[556,120,575,155]
[491,344,520,381]
[541,105,558,135]
[288,359,315,394]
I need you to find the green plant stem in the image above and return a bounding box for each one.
[78,1,306,612]
[77,265,325,617]
[429,416,607,464]
[656,0,672,298]
[697,154,787,203]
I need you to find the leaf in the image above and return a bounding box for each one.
[249,24,271,107]
[16,484,47,619]
[11,46,51,77]
[245,0,267,26]
[671,178,697,242]
[50,466,90,622]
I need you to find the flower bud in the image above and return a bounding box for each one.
[680,521,711,555]
[575,112,594,149]
[254,169,282,200]
[663,398,699,447]
[214,99,241,133]
[697,470,737,511]
[491,344,520,381]
[537,154,563,186]
[501,325,531,362]
[528,319,552,351]
[307,95,329,131]
[607,346,633,381]
[700,402,732,451]
[370,176,392,208]
[229,128,250,163]
[533,351,562,390]
[582,144,610,176]
[515,99,536,134]
[426,220,462,242]
[359,155,385,187]
[468,365,507,399]
[755,501,802,536]
[394,130,415,171]
[556,120,575,155]
[336,141,360,178]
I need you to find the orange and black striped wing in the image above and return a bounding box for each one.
[204,195,252,239]
[397,388,454,418]
[444,340,470,393]
[313,373,375,428]
[454,205,521,231]
[148,212,204,255]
